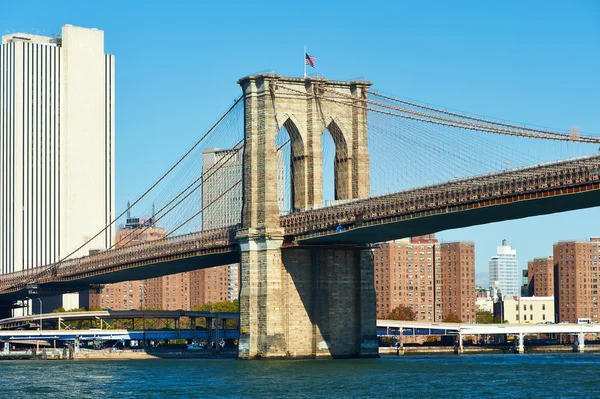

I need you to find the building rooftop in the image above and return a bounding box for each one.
[1,32,58,46]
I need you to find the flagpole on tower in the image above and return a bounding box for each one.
[304,45,307,78]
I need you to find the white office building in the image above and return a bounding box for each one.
[489,239,520,297]
[0,25,115,310]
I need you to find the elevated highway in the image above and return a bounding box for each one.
[377,319,600,353]
[377,319,600,336]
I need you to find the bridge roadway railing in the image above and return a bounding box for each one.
[281,155,600,239]
[3,156,600,293]
[0,226,240,294]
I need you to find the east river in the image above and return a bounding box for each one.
[1,354,600,398]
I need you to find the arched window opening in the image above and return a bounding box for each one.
[323,120,350,206]
[276,126,292,215]
[322,129,336,206]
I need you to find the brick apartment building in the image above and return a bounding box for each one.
[553,239,600,323]
[89,218,168,310]
[374,235,476,323]
[89,217,238,310]
[527,256,555,297]
[439,241,476,323]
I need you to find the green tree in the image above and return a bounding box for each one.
[192,299,239,328]
[192,299,239,313]
[476,310,495,324]
[387,305,416,321]
[442,313,462,323]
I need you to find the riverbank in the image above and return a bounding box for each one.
[73,348,238,360]
[5,345,599,360]
[379,345,600,355]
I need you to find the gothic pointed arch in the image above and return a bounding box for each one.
[276,116,308,212]
[324,119,352,200]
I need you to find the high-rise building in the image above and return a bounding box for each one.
[0,25,115,311]
[527,256,554,297]
[146,272,191,311]
[439,241,476,323]
[489,239,520,297]
[89,216,167,310]
[554,239,600,323]
[374,236,476,323]
[200,148,243,230]
[189,148,244,307]
[374,238,436,321]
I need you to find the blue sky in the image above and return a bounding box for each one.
[2,0,599,286]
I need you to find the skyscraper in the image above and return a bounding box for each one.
[0,25,115,310]
[489,239,520,297]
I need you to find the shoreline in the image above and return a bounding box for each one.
[380,345,600,356]
[4,345,600,361]
[73,348,238,360]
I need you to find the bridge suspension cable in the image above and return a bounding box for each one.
[111,140,244,250]
[368,91,583,138]
[34,96,244,281]
[318,87,600,144]
[275,83,598,201]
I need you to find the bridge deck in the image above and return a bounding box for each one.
[1,155,600,299]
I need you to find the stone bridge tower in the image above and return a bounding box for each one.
[236,74,378,359]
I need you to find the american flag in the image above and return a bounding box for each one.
[305,53,316,68]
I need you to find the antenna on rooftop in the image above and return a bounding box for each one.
[127,201,131,220]
[50,33,62,46]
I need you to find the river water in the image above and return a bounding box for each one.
[1,354,599,398]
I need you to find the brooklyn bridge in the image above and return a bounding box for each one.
[1,74,599,359]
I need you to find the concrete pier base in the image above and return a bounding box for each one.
[574,333,585,353]
[237,231,378,360]
[517,333,525,354]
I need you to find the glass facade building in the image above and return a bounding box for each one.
[489,239,520,297]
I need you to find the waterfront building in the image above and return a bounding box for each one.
[374,235,476,323]
[439,241,476,323]
[0,25,114,312]
[500,296,555,324]
[527,256,555,298]
[146,272,191,310]
[89,215,168,310]
[489,240,520,297]
[554,238,600,323]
